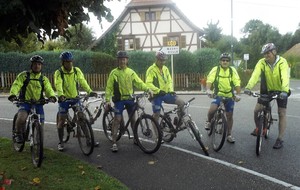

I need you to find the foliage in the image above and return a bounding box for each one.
[92,52,116,74]
[203,21,222,44]
[173,50,197,73]
[62,24,96,50]
[193,48,221,75]
[91,25,119,56]
[0,0,115,45]
[0,137,127,190]
[128,51,155,74]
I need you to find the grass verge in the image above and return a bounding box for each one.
[0,137,128,190]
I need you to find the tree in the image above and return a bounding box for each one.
[0,0,115,45]
[203,21,222,44]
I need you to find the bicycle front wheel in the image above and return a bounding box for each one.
[12,113,26,152]
[30,121,43,167]
[77,118,94,156]
[264,111,271,139]
[102,109,122,142]
[211,113,227,152]
[134,114,162,154]
[188,121,209,156]
[159,114,175,142]
[256,115,264,156]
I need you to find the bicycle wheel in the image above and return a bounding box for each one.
[264,111,271,139]
[187,120,209,156]
[256,115,264,156]
[159,114,175,142]
[30,121,43,167]
[12,113,26,152]
[211,113,227,152]
[133,114,162,154]
[102,109,122,142]
[77,118,94,156]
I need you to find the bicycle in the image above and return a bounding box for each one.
[159,97,209,156]
[82,93,106,125]
[249,91,278,156]
[57,95,95,156]
[207,95,230,152]
[102,92,162,154]
[12,99,51,167]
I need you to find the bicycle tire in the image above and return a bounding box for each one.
[264,111,271,139]
[133,114,162,154]
[83,107,94,124]
[211,113,227,152]
[256,115,264,156]
[77,118,94,156]
[102,109,122,142]
[12,113,26,152]
[30,121,43,167]
[159,114,175,142]
[187,120,209,156]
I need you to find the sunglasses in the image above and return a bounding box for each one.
[221,59,230,62]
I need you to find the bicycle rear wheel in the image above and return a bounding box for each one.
[77,118,94,156]
[30,121,43,167]
[12,113,26,152]
[256,115,264,156]
[159,115,175,142]
[102,109,122,142]
[134,114,162,154]
[187,121,209,156]
[211,113,227,152]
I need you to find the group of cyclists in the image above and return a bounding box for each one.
[8,42,290,154]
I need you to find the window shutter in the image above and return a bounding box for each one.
[180,36,186,48]
[117,39,123,50]
[163,37,168,46]
[135,38,140,50]
[140,12,145,21]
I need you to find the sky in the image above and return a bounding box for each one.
[87,0,300,39]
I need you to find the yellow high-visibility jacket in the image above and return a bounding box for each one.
[246,56,289,93]
[145,63,173,94]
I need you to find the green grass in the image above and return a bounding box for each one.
[0,137,128,190]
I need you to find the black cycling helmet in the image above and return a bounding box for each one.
[261,43,276,54]
[117,51,129,58]
[219,53,231,61]
[156,50,168,60]
[60,51,73,61]
[30,55,44,64]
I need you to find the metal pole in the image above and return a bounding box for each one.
[231,0,234,64]
[171,55,174,85]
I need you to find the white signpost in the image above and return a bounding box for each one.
[160,46,179,84]
[244,53,249,70]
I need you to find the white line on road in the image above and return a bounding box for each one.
[1,118,300,189]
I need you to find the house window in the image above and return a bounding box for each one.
[124,39,135,50]
[145,11,156,21]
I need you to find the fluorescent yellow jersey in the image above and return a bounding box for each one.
[245,56,289,93]
[145,63,173,94]
[54,66,92,98]
[207,66,241,98]
[9,71,55,101]
[105,67,148,102]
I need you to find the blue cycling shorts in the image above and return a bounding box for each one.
[58,99,79,114]
[151,93,177,113]
[211,96,235,113]
[113,99,135,116]
[18,103,45,122]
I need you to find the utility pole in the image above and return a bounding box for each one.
[231,0,234,64]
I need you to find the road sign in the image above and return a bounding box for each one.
[160,46,179,55]
[244,54,249,61]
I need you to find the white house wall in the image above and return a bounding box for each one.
[116,5,200,52]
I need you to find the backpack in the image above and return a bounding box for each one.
[19,71,44,100]
[212,66,235,96]
[59,67,79,92]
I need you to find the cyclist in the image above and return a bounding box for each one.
[244,43,290,149]
[205,53,241,143]
[54,51,98,151]
[8,55,57,143]
[105,51,153,152]
[145,50,185,128]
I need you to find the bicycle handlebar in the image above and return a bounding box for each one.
[13,98,51,105]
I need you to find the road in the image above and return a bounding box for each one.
[0,79,300,189]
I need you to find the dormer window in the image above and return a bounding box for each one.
[145,11,156,21]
